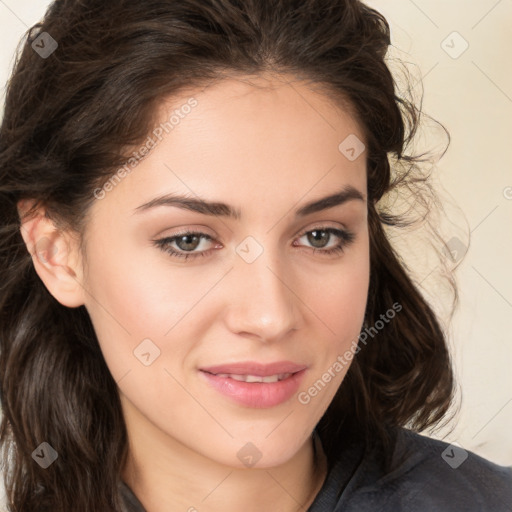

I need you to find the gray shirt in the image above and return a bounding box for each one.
[119,427,512,511]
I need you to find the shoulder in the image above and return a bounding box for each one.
[341,428,512,512]
[390,429,512,509]
[119,480,145,512]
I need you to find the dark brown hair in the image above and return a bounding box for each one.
[0,0,455,510]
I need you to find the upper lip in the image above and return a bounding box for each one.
[200,361,308,376]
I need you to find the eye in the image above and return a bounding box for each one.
[293,226,355,257]
[152,230,215,260]
[152,226,355,261]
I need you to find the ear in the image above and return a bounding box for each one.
[17,199,86,308]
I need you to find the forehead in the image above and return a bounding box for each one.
[158,71,363,146]
[89,72,367,222]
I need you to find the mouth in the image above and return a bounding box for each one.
[198,361,308,408]
[203,372,294,383]
[200,360,307,377]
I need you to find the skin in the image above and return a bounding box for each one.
[18,71,370,512]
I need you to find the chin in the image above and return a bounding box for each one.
[207,435,309,470]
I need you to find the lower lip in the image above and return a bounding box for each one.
[199,369,307,408]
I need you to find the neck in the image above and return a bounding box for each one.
[121,427,328,512]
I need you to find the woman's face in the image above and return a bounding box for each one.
[79,73,369,468]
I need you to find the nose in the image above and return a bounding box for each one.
[223,246,303,343]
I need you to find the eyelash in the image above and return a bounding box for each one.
[152,226,355,261]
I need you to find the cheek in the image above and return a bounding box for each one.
[302,240,370,342]
[82,237,226,382]
[295,250,369,413]
[316,265,368,321]
[296,235,369,401]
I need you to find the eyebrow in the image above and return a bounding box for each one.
[133,185,365,219]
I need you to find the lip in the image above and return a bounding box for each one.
[200,361,307,376]
[199,361,308,409]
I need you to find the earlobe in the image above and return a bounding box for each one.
[17,200,86,308]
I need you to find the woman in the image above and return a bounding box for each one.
[0,0,510,511]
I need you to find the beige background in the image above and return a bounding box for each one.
[0,0,511,504]
[363,0,512,467]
